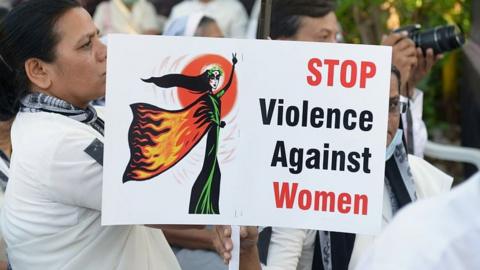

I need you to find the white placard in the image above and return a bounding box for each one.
[102,34,391,235]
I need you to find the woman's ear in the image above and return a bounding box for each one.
[24,58,52,90]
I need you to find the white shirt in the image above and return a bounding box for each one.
[0,150,8,261]
[355,172,480,270]
[401,89,428,157]
[262,156,453,270]
[168,0,248,38]
[93,0,159,34]
[1,111,180,270]
[0,0,10,9]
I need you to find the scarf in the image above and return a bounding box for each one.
[20,93,104,136]
[258,140,417,270]
[0,149,9,192]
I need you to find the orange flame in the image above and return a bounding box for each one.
[123,96,212,182]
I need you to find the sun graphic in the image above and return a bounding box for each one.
[177,54,238,118]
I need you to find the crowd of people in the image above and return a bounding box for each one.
[0,0,478,270]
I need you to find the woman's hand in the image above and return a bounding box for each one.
[232,53,238,65]
[213,225,261,270]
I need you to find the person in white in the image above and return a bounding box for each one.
[355,172,480,270]
[0,0,10,9]
[0,119,12,270]
[0,1,195,269]
[260,67,452,270]
[163,12,223,37]
[167,0,248,38]
[93,0,160,35]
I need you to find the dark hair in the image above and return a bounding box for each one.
[0,0,80,121]
[391,65,402,92]
[270,0,336,39]
[198,16,216,29]
[0,7,9,21]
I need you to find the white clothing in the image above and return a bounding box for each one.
[1,111,180,269]
[262,155,453,270]
[0,0,10,9]
[348,155,452,269]
[168,0,248,38]
[93,0,159,34]
[355,172,480,270]
[0,150,8,261]
[401,89,428,157]
[246,0,261,39]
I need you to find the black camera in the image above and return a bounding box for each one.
[394,24,465,54]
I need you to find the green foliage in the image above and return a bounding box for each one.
[336,0,471,136]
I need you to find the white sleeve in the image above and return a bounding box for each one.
[262,227,307,270]
[46,130,103,211]
[139,2,160,32]
[410,89,427,157]
[227,3,248,38]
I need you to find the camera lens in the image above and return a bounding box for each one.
[411,25,465,54]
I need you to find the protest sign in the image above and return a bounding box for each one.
[102,34,391,234]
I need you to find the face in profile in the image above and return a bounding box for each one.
[43,7,107,108]
[291,12,339,43]
[387,74,401,146]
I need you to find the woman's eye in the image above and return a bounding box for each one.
[82,40,92,49]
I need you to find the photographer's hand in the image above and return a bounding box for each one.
[382,32,417,97]
[407,48,443,97]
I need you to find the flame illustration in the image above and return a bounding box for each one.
[123,96,212,182]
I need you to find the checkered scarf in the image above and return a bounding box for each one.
[20,93,104,136]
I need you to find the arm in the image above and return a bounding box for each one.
[406,48,441,98]
[146,225,205,230]
[381,32,417,97]
[262,227,308,269]
[215,53,238,99]
[162,228,217,251]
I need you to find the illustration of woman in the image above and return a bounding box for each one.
[123,53,237,215]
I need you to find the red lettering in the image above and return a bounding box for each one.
[314,191,336,212]
[273,182,297,209]
[298,190,312,210]
[340,60,357,88]
[360,61,376,88]
[307,58,322,86]
[324,59,340,86]
[354,194,368,215]
[338,193,352,214]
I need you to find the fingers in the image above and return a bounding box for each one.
[240,226,249,238]
[381,32,408,46]
[394,37,416,52]
[424,48,435,72]
[214,225,233,264]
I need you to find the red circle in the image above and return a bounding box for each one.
[178,54,237,118]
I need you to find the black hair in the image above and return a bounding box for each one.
[270,0,336,39]
[198,16,216,29]
[391,65,402,92]
[0,7,9,21]
[0,0,80,121]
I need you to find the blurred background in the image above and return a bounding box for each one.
[2,0,478,182]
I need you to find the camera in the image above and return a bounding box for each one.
[394,24,465,54]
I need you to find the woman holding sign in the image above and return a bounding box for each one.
[0,1,193,269]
